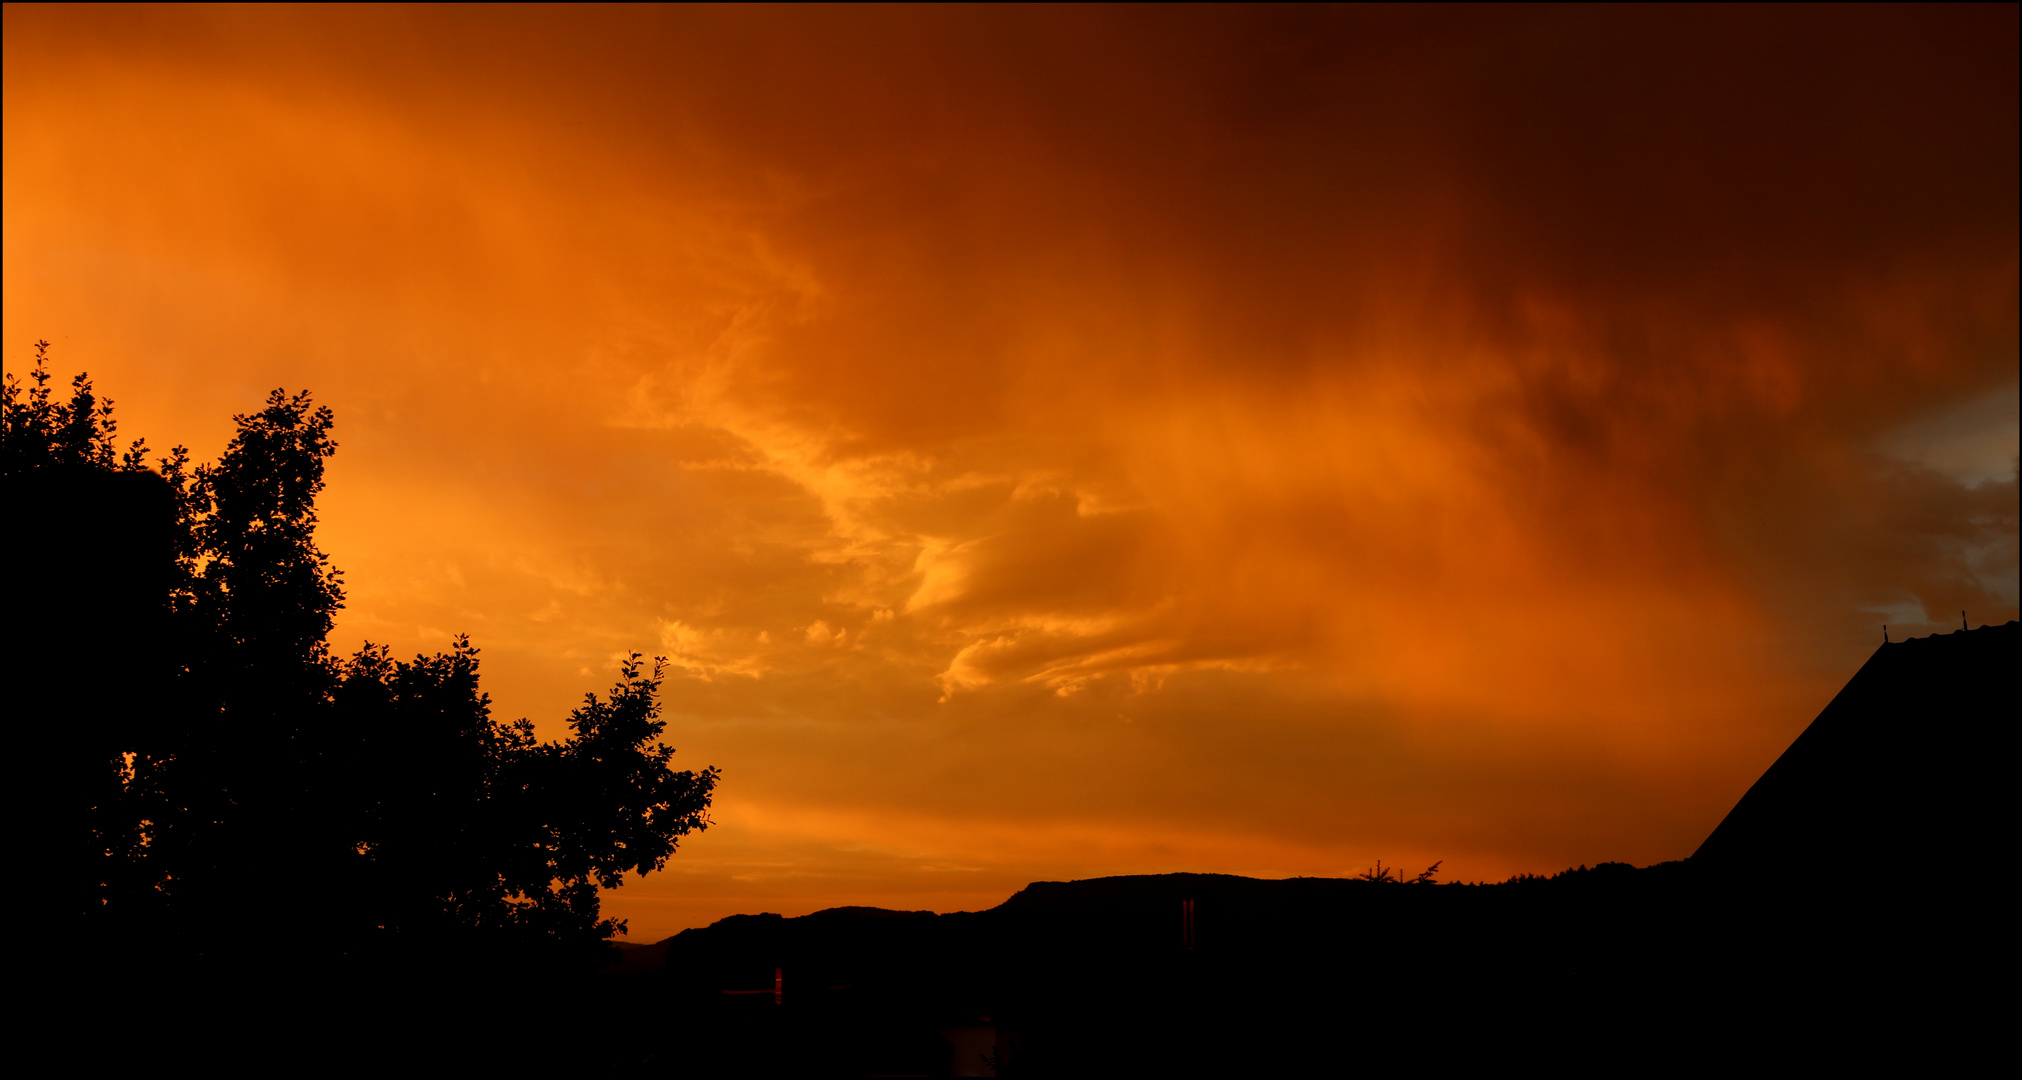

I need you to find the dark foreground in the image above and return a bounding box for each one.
[83,623,2012,1074]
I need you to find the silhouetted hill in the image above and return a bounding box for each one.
[615,622,2014,1075]
[635,864,1715,1074]
[104,622,2007,1073]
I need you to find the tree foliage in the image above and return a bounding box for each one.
[5,342,718,970]
[1,340,149,473]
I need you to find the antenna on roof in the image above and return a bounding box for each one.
[1883,625,1889,643]
[1963,611,1969,631]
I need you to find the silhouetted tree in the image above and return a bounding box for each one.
[4,343,717,971]
[0,341,152,473]
[332,642,717,968]
[4,342,168,933]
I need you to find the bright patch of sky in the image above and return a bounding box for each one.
[1878,378,2020,488]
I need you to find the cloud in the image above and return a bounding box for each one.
[6,4,2014,940]
[1877,381,2020,489]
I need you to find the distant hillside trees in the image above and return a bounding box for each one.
[4,341,717,970]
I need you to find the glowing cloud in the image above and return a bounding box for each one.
[6,5,2014,940]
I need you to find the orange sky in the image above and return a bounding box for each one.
[7,5,2016,942]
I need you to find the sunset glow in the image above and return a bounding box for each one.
[7,5,2015,942]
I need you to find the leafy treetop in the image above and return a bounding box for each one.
[7,340,718,971]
